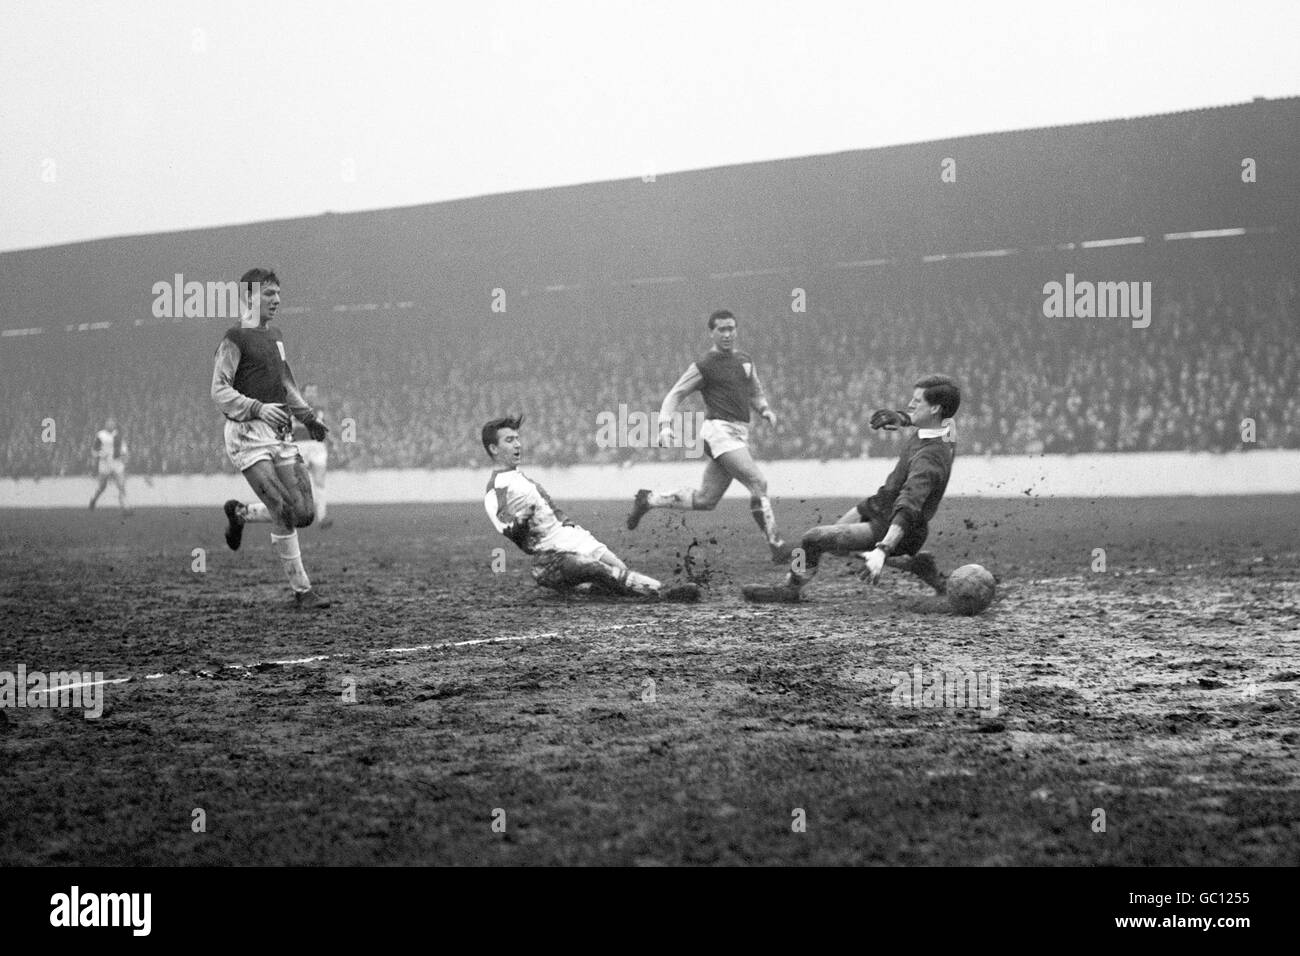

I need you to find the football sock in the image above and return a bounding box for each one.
[619,568,661,596]
[648,489,694,509]
[314,491,326,522]
[270,531,311,593]
[244,501,272,522]
[750,495,782,546]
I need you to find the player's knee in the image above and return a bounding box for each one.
[694,490,721,510]
[745,476,767,496]
[801,526,832,560]
[293,504,316,528]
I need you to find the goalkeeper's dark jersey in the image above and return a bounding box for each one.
[858,433,955,543]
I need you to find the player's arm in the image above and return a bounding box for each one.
[857,453,909,526]
[211,338,288,428]
[863,452,941,582]
[869,408,912,430]
[749,366,776,425]
[484,483,536,551]
[281,360,327,440]
[657,363,703,444]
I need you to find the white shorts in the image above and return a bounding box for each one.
[224,419,301,473]
[297,440,327,474]
[541,524,606,559]
[96,459,126,479]
[700,419,749,459]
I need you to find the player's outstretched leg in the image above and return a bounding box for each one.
[885,551,946,594]
[114,471,132,515]
[627,459,732,530]
[90,475,108,510]
[742,521,877,602]
[533,552,700,602]
[715,447,790,562]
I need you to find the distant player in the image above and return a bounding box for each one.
[483,415,699,602]
[625,309,791,562]
[89,417,132,514]
[742,375,961,602]
[212,268,332,610]
[292,383,332,530]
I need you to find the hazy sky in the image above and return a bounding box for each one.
[1,0,1296,252]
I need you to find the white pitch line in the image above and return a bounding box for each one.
[215,620,659,674]
[8,621,662,703]
[26,676,131,696]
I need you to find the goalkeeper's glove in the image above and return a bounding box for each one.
[657,422,675,447]
[861,547,887,584]
[869,408,912,431]
[304,412,329,442]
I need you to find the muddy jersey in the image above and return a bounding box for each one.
[484,468,577,554]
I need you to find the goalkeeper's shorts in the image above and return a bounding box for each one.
[224,419,302,473]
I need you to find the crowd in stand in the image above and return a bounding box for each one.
[3,270,1295,477]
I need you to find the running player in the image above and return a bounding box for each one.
[742,375,961,602]
[293,383,332,529]
[89,417,132,514]
[212,268,331,609]
[484,415,699,601]
[625,309,791,562]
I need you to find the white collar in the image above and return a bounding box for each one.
[917,420,955,441]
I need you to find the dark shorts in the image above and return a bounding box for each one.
[855,501,929,556]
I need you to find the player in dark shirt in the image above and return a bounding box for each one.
[625,309,792,562]
[211,268,331,610]
[742,375,961,602]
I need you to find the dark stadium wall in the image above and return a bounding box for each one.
[1,98,1295,330]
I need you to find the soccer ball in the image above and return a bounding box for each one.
[947,564,995,615]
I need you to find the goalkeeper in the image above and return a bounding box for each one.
[742,375,960,602]
[483,415,699,602]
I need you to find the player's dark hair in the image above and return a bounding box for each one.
[707,309,736,330]
[914,375,961,418]
[239,267,279,299]
[481,415,524,455]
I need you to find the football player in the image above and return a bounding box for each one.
[89,417,132,514]
[212,268,331,609]
[484,415,699,602]
[625,309,791,562]
[742,375,960,602]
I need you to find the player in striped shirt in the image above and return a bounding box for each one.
[211,268,331,610]
[742,375,960,602]
[625,309,792,562]
[484,415,699,601]
[89,418,132,514]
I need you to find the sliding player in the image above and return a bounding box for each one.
[742,375,960,602]
[484,415,699,602]
[89,417,132,514]
[625,309,791,562]
[213,268,332,610]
